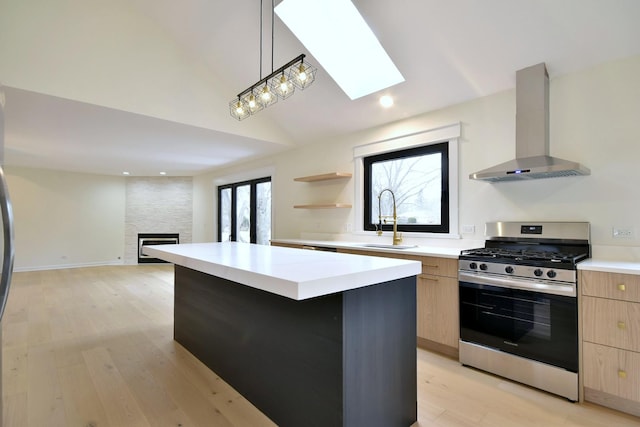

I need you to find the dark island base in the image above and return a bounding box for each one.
[174,265,417,427]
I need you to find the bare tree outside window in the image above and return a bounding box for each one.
[236,185,250,243]
[220,188,232,241]
[364,142,449,234]
[256,181,272,245]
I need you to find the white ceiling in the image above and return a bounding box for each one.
[3,0,640,176]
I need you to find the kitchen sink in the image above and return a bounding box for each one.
[359,243,418,250]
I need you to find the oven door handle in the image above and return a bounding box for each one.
[459,271,576,297]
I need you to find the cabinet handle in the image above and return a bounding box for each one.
[617,321,626,330]
[423,264,439,269]
[618,369,627,379]
[617,284,626,291]
[419,275,439,282]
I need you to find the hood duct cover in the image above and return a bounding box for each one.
[470,63,590,182]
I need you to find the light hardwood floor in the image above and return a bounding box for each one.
[2,265,639,426]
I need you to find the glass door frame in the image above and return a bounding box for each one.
[217,176,271,244]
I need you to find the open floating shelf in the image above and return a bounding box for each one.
[293,203,352,209]
[294,172,352,182]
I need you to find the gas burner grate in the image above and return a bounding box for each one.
[460,248,588,264]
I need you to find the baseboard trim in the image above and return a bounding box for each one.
[584,387,640,418]
[14,260,125,272]
[417,337,458,359]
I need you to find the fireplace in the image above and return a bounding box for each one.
[138,233,179,263]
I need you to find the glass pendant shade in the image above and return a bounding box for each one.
[271,73,295,99]
[290,60,316,90]
[229,98,250,120]
[241,91,264,115]
[258,83,278,108]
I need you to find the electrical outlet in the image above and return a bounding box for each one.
[461,225,475,234]
[612,227,634,238]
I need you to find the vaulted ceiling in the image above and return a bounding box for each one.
[2,0,639,176]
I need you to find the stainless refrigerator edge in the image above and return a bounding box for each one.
[0,84,16,425]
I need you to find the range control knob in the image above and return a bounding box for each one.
[469,262,478,270]
[547,270,557,279]
[479,263,488,271]
[534,269,544,277]
[505,266,514,274]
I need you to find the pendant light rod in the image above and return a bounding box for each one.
[228,0,316,121]
[271,0,274,74]
[259,0,263,79]
[235,54,306,99]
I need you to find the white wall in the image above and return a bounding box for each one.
[5,168,197,270]
[194,55,640,261]
[6,167,125,270]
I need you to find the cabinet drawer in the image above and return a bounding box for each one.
[581,271,640,303]
[420,256,458,278]
[583,296,640,352]
[583,342,640,403]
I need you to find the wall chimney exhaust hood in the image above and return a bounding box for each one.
[470,63,590,182]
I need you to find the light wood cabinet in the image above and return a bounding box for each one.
[338,248,459,358]
[582,270,640,302]
[417,274,458,354]
[583,296,640,352]
[270,241,305,249]
[583,342,640,404]
[581,270,640,417]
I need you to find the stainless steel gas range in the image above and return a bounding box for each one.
[458,221,590,401]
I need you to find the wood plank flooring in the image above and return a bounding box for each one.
[3,265,639,426]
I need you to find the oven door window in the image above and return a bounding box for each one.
[459,281,578,372]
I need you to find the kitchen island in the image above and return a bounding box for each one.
[143,242,422,427]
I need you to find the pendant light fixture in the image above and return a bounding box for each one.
[229,0,316,120]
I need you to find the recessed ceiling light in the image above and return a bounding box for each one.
[379,95,394,108]
[275,0,404,100]
[159,172,167,176]
[122,171,130,176]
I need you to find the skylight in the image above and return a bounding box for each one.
[275,0,404,100]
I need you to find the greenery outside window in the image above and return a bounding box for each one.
[218,177,271,244]
[363,142,449,234]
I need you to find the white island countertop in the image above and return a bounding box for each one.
[143,242,422,300]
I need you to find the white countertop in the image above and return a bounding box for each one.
[269,238,466,258]
[578,259,640,275]
[143,242,422,300]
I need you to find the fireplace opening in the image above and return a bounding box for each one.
[138,233,179,263]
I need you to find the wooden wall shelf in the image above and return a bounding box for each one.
[293,172,352,209]
[294,203,352,209]
[294,172,352,182]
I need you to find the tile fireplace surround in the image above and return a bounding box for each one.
[124,176,192,264]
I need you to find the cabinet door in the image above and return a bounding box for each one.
[583,296,640,352]
[583,342,640,403]
[417,275,459,348]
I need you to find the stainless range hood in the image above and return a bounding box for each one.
[470,63,590,182]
